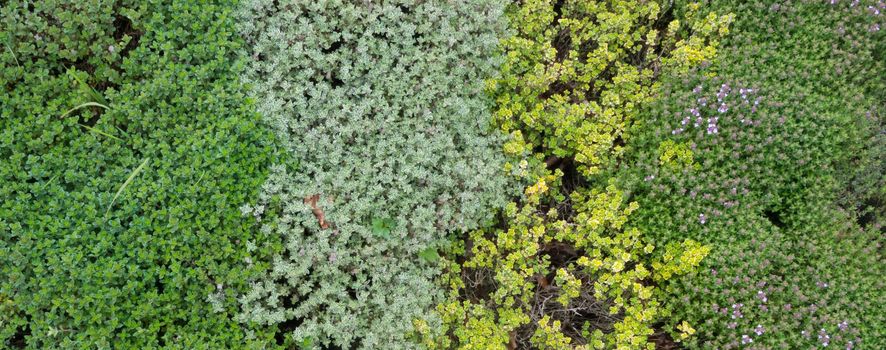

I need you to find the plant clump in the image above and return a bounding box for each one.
[425,1,732,348]
[618,0,886,348]
[234,1,515,348]
[1,0,283,348]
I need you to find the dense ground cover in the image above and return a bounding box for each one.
[2,0,882,349]
[429,1,732,349]
[617,0,885,348]
[1,1,282,348]
[233,1,514,348]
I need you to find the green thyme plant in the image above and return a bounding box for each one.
[618,0,886,348]
[1,1,283,348]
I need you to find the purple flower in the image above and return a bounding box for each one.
[741,334,753,344]
[718,103,729,113]
[706,117,719,134]
[819,329,831,347]
[754,325,765,336]
[757,290,768,302]
[699,213,707,224]
[838,321,849,331]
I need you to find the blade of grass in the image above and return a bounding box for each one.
[3,39,21,70]
[106,157,150,216]
[68,68,109,105]
[193,169,207,188]
[60,102,110,119]
[78,124,123,142]
[37,174,59,192]
[114,125,132,139]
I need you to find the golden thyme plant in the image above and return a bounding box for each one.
[422,1,730,348]
[489,0,731,176]
[424,170,710,349]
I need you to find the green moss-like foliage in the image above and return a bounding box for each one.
[1,1,282,348]
[234,1,515,348]
[619,0,885,348]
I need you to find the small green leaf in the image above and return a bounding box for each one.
[298,337,313,349]
[418,247,440,263]
[371,217,395,238]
